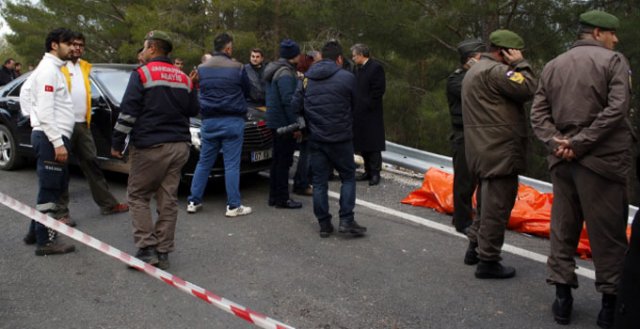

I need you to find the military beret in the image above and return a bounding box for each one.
[145,30,173,48]
[457,39,485,59]
[489,29,525,49]
[579,10,620,31]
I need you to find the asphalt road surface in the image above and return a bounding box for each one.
[0,163,604,329]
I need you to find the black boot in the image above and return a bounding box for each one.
[474,260,516,279]
[597,294,616,328]
[552,284,573,325]
[464,241,479,265]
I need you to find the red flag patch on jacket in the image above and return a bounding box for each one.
[44,85,54,92]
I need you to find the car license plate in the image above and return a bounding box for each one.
[251,149,272,162]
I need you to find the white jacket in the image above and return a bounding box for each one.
[23,53,74,147]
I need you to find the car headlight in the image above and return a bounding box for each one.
[190,127,201,151]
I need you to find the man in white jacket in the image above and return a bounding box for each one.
[21,28,76,256]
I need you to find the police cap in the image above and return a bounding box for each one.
[489,29,525,49]
[457,39,485,59]
[145,30,173,49]
[579,10,620,31]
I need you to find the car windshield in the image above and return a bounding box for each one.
[92,70,132,106]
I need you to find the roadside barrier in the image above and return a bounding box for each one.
[0,192,295,329]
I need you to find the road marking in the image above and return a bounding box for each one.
[328,190,596,280]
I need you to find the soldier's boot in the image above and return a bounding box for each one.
[464,241,479,265]
[474,260,516,279]
[597,294,616,328]
[552,284,573,325]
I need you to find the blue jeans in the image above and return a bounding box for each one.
[189,116,244,208]
[309,140,356,225]
[29,131,70,245]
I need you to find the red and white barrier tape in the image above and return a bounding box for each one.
[0,192,295,329]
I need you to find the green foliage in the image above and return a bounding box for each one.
[3,0,640,199]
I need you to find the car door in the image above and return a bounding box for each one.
[89,80,113,158]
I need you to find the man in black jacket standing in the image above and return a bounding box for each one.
[291,41,367,238]
[351,44,386,186]
[0,58,16,86]
[447,39,484,234]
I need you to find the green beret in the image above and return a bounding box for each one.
[579,10,619,30]
[145,30,173,47]
[489,29,525,49]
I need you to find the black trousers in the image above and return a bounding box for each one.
[361,151,382,175]
[450,130,480,232]
[269,130,296,204]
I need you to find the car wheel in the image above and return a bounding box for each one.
[0,124,25,170]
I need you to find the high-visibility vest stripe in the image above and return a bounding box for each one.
[138,63,192,91]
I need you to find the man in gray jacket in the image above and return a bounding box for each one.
[530,10,631,328]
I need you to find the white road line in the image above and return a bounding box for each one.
[328,190,596,280]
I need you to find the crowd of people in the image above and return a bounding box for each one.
[9,7,638,329]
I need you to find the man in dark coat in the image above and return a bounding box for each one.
[351,44,386,186]
[0,58,16,86]
[447,39,484,234]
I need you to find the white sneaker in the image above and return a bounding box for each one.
[225,205,252,217]
[187,202,202,214]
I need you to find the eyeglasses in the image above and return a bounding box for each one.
[72,42,85,48]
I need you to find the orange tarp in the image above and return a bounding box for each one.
[401,167,632,258]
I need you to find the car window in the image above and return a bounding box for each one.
[7,81,23,97]
[92,70,132,106]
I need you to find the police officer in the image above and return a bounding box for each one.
[111,30,200,270]
[462,30,537,279]
[531,10,631,328]
[447,39,484,234]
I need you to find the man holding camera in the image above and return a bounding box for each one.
[264,39,303,209]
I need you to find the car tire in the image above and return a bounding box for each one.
[0,124,25,170]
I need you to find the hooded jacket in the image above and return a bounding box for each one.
[291,59,355,143]
[264,58,298,129]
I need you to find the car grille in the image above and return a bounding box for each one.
[244,122,272,149]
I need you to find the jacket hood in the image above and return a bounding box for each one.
[304,59,341,80]
[263,58,294,82]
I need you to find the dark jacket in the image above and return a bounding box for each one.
[264,59,298,129]
[353,58,386,152]
[0,66,14,86]
[112,57,199,151]
[447,68,466,130]
[244,62,266,105]
[291,59,355,143]
[198,52,250,118]
[530,39,632,183]
[462,54,537,178]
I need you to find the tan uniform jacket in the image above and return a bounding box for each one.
[462,54,537,178]
[530,39,632,183]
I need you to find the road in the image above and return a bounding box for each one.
[0,163,603,329]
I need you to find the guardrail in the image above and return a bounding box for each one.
[382,140,637,223]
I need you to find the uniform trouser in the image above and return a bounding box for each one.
[467,175,518,261]
[29,131,70,246]
[128,142,189,253]
[59,122,118,214]
[450,130,480,232]
[547,162,628,294]
[269,130,296,204]
[360,151,382,176]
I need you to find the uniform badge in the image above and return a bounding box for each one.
[506,70,524,84]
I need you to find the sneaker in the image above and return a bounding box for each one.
[225,205,252,217]
[59,215,76,227]
[35,240,76,256]
[156,252,170,270]
[23,232,36,245]
[187,201,202,214]
[338,220,367,236]
[101,203,129,215]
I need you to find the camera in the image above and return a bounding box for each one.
[276,116,306,135]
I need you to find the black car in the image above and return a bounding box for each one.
[0,64,273,179]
